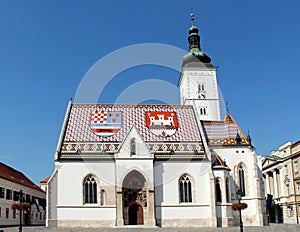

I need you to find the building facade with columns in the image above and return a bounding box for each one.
[47,14,266,228]
[262,141,300,224]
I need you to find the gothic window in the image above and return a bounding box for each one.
[100,189,105,206]
[216,178,222,203]
[238,165,246,196]
[179,175,192,203]
[130,138,136,156]
[84,175,97,204]
[226,178,230,202]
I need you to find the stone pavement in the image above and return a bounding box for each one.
[1,224,300,232]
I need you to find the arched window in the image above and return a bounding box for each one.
[216,178,222,203]
[84,175,97,204]
[179,175,192,203]
[100,189,105,206]
[238,165,246,196]
[130,138,136,156]
[225,178,230,202]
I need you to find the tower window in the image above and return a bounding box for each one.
[198,83,205,91]
[200,107,207,115]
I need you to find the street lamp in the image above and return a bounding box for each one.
[236,189,244,232]
[19,190,24,232]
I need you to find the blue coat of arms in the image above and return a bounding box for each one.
[90,110,122,138]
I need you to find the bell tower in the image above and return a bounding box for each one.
[179,13,221,121]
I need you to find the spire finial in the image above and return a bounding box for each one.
[226,102,230,114]
[190,11,195,27]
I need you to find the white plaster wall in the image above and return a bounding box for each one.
[47,170,57,224]
[154,160,212,220]
[57,161,115,207]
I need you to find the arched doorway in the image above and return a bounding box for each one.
[122,170,147,225]
[129,203,144,225]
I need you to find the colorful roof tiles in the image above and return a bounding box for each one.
[202,114,250,146]
[60,104,204,157]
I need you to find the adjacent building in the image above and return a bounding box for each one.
[0,162,46,227]
[47,14,266,228]
[262,141,300,224]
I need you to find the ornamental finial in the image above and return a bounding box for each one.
[190,12,195,26]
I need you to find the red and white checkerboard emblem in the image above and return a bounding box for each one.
[90,110,122,137]
[145,112,179,137]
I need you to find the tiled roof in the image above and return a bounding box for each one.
[40,176,50,184]
[202,114,250,146]
[60,104,204,157]
[211,151,231,171]
[0,162,44,192]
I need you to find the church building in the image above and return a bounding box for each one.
[47,14,266,228]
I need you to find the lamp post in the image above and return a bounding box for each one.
[19,190,24,232]
[236,189,244,232]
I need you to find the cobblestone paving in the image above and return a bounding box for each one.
[1,224,300,232]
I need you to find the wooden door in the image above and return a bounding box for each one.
[129,204,143,225]
[137,204,144,225]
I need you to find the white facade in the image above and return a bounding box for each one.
[47,15,265,228]
[262,141,300,224]
[0,163,46,227]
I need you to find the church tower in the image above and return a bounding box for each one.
[179,13,221,121]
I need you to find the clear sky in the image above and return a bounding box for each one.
[0,0,299,184]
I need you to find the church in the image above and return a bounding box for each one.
[47,14,266,228]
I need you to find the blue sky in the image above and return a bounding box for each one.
[0,0,299,184]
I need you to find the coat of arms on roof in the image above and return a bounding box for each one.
[145,112,179,137]
[90,110,122,138]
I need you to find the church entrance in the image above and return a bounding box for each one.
[122,170,147,225]
[129,203,144,225]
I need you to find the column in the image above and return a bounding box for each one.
[147,189,156,226]
[116,190,123,226]
[265,173,270,195]
[273,170,278,199]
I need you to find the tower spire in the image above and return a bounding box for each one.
[183,12,211,65]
